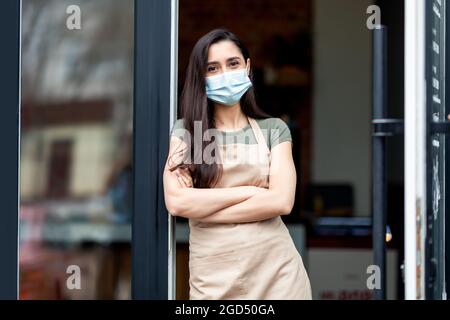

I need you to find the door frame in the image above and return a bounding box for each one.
[405,0,449,300]
[404,0,427,300]
[132,0,176,299]
[168,0,179,301]
[0,0,21,300]
[424,0,447,300]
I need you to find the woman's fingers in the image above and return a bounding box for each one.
[180,168,193,187]
[175,168,193,188]
[174,170,187,188]
[180,170,193,187]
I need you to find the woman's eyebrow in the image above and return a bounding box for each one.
[207,56,241,65]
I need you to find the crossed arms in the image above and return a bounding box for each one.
[162,136,296,224]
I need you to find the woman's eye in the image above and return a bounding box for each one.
[229,61,239,67]
[207,66,216,72]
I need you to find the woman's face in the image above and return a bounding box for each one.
[205,40,250,78]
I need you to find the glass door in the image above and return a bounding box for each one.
[19,0,135,299]
[0,0,175,300]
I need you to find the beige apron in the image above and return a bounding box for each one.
[188,116,312,300]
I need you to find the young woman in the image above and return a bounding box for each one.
[163,28,312,300]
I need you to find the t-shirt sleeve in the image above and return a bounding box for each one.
[170,118,187,141]
[269,118,292,149]
[169,119,189,166]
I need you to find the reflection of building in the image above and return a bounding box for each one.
[15,0,135,300]
[21,100,114,199]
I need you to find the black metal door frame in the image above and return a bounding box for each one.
[0,0,20,300]
[425,0,448,300]
[132,0,172,299]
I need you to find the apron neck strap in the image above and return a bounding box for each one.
[247,116,270,155]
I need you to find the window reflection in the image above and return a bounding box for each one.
[20,0,134,300]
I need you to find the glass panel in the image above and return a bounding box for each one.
[19,0,134,299]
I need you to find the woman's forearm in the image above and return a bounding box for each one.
[196,189,293,224]
[165,185,265,219]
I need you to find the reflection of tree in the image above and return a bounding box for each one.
[22,0,134,117]
[21,1,50,100]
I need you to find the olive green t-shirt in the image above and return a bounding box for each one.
[170,117,292,150]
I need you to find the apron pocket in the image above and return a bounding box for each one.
[189,251,246,299]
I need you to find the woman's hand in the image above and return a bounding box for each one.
[175,168,193,188]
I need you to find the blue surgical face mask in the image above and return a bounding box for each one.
[205,68,252,106]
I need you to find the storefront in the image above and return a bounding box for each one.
[0,0,448,300]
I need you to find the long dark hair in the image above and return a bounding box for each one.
[169,28,271,188]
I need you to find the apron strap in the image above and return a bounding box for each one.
[247,116,271,156]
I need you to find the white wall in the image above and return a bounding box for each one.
[312,0,373,216]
